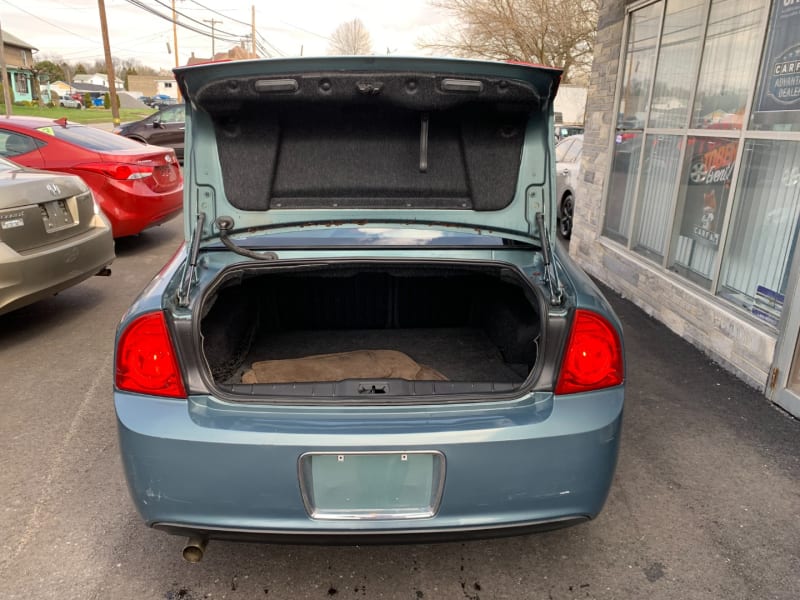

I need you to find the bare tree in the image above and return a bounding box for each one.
[328,19,374,55]
[421,0,598,83]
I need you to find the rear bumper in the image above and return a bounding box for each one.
[115,388,623,540]
[0,219,114,315]
[93,181,182,238]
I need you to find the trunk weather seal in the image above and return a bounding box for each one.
[191,257,557,406]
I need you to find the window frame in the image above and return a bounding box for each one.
[600,0,800,331]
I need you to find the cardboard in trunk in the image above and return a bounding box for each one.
[241,349,448,384]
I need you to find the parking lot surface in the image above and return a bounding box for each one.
[1,218,798,599]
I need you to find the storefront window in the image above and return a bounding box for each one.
[750,0,800,132]
[668,136,738,287]
[649,0,705,129]
[633,135,683,262]
[718,140,800,327]
[691,0,765,130]
[604,2,661,243]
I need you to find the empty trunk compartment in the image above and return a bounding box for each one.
[199,261,544,399]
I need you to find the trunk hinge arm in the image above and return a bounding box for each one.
[215,216,279,261]
[177,211,206,307]
[536,212,564,306]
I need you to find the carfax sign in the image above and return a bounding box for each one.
[757,0,800,113]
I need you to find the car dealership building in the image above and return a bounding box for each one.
[572,0,800,417]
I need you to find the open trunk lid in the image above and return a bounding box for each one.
[175,57,562,244]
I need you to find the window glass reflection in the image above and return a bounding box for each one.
[718,140,800,327]
[649,0,705,129]
[691,0,764,130]
[634,135,683,261]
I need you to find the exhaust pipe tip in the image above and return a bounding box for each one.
[182,536,208,563]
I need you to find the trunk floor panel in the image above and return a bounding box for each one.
[232,327,528,384]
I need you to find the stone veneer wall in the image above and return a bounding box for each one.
[569,0,775,391]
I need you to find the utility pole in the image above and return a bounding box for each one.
[203,18,222,56]
[251,5,257,57]
[0,20,12,116]
[172,0,179,68]
[97,0,120,125]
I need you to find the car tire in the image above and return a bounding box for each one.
[559,193,573,240]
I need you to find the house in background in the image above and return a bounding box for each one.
[1,31,37,103]
[73,72,124,90]
[127,75,179,100]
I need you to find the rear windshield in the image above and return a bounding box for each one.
[36,124,147,152]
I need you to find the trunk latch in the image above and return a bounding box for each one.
[358,383,389,394]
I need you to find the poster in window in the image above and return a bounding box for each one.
[756,0,800,114]
[679,138,738,247]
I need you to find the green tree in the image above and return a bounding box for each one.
[103,92,111,109]
[74,63,88,75]
[34,60,65,83]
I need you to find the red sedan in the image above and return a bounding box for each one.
[0,116,182,237]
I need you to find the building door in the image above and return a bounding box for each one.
[769,251,800,419]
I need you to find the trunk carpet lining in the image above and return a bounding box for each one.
[231,327,527,384]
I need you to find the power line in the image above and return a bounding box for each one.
[0,0,100,42]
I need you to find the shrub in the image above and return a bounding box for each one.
[103,92,110,109]
[83,93,92,107]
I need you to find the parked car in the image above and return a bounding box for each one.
[114,58,625,561]
[114,104,185,162]
[58,95,82,109]
[555,134,583,240]
[0,117,183,237]
[0,157,114,315]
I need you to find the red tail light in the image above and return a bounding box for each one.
[116,312,186,398]
[78,162,154,180]
[555,309,624,395]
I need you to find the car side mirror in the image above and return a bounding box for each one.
[153,120,164,129]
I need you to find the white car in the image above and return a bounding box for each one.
[58,95,83,109]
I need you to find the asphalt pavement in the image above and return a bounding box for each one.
[0,218,798,599]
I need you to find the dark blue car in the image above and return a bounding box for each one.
[114,57,625,561]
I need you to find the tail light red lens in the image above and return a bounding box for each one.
[116,312,186,398]
[555,309,624,395]
[78,162,154,181]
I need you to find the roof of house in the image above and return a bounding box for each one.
[71,83,110,93]
[74,73,124,84]
[1,31,37,51]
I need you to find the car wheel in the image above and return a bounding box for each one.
[559,193,573,240]
[689,158,707,183]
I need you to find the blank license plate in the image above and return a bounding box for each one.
[299,452,445,520]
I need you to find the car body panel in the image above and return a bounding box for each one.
[0,117,182,237]
[115,59,625,546]
[116,104,185,161]
[0,159,114,315]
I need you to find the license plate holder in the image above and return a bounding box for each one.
[298,451,445,520]
[41,199,75,232]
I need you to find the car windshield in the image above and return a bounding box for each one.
[36,124,148,152]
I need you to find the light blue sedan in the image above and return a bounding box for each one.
[114,57,625,562]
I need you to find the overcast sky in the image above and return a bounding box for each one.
[1,0,455,71]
